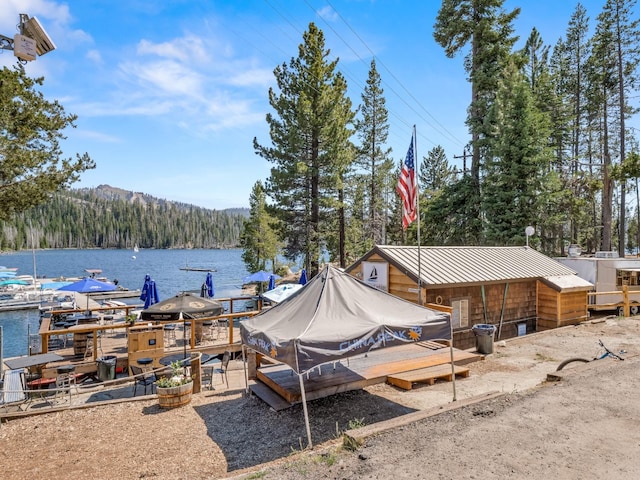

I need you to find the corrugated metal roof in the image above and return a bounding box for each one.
[372,246,578,286]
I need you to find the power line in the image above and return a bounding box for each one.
[322,0,467,150]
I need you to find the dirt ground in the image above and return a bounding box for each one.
[2,316,640,480]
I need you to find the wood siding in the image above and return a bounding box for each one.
[537,282,589,331]
[348,257,537,350]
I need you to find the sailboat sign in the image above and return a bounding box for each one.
[362,261,389,292]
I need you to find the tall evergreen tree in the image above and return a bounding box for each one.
[419,146,457,200]
[599,0,640,254]
[483,61,553,245]
[240,181,279,273]
[354,59,393,247]
[253,23,354,276]
[563,4,593,245]
[434,0,520,243]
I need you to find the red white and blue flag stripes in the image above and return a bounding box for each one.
[396,134,417,230]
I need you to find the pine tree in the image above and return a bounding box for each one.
[0,66,95,220]
[599,0,640,254]
[253,23,354,276]
[434,0,521,242]
[354,59,393,247]
[483,60,553,245]
[240,181,279,273]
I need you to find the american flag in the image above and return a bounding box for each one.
[396,135,417,229]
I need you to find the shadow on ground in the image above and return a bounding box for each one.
[193,388,417,471]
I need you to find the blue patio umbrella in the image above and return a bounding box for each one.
[205,272,214,298]
[243,270,280,284]
[144,279,159,309]
[140,274,151,302]
[57,277,117,293]
[57,277,117,313]
[299,269,308,285]
[267,274,277,291]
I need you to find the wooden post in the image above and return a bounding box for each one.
[92,333,98,361]
[247,350,257,380]
[623,285,630,317]
[191,353,201,394]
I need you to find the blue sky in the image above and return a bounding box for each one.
[0,1,629,210]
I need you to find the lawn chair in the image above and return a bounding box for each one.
[1,369,29,412]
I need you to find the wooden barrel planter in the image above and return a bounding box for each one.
[157,381,193,408]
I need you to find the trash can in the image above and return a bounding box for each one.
[96,355,117,381]
[472,324,497,354]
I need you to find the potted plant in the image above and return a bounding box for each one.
[155,360,193,408]
[125,314,137,327]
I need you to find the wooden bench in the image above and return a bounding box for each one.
[386,364,470,390]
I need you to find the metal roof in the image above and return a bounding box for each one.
[365,246,579,287]
[542,275,594,292]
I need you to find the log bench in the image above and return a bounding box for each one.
[386,364,470,390]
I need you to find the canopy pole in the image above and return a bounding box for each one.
[448,324,457,402]
[444,299,457,402]
[294,342,313,449]
[298,373,313,449]
[242,344,249,394]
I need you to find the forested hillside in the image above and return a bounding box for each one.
[0,185,248,251]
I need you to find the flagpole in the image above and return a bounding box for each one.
[413,125,422,305]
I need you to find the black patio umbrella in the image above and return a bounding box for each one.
[140,292,225,362]
[140,292,224,321]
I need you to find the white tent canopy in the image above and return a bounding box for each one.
[240,265,453,448]
[241,265,451,374]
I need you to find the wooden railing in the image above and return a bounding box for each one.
[39,296,263,360]
[587,285,637,316]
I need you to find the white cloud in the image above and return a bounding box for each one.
[137,35,210,64]
[86,49,102,64]
[119,59,205,98]
[72,129,120,143]
[228,67,274,87]
[317,6,338,22]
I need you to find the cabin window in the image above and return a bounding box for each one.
[451,298,469,329]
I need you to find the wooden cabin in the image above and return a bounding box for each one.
[345,246,593,349]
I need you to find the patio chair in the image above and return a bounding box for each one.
[54,371,78,404]
[130,365,155,396]
[1,369,29,412]
[217,319,229,340]
[201,364,215,390]
[213,351,230,388]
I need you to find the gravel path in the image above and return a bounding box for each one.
[2,316,639,479]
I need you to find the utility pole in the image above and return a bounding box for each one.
[453,148,470,176]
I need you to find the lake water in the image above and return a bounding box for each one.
[0,248,250,359]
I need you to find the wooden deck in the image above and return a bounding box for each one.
[386,364,470,390]
[253,341,482,409]
[37,322,244,380]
